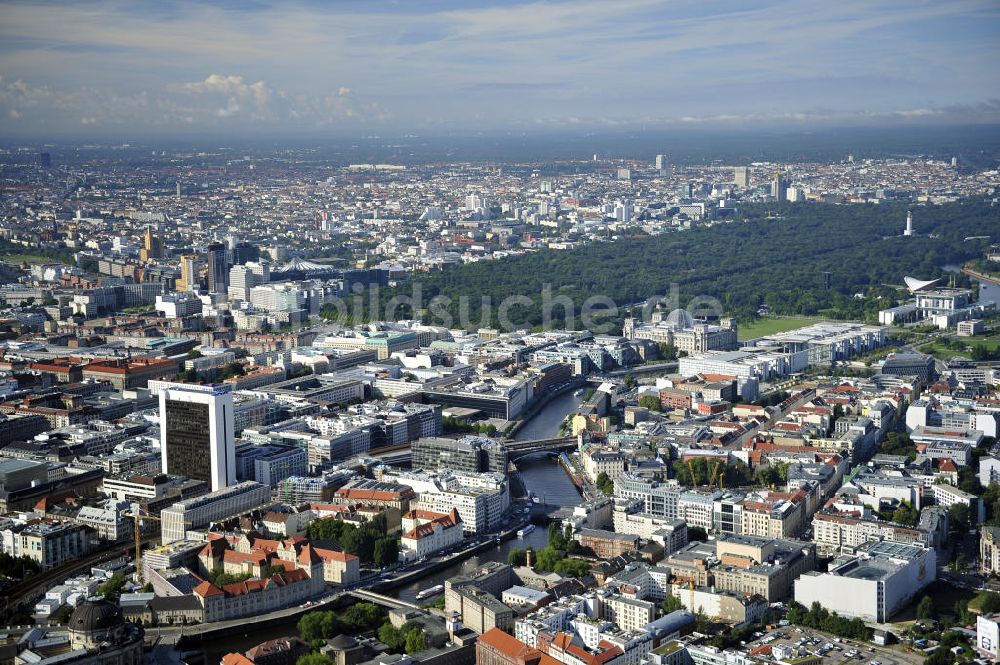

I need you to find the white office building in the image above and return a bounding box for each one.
[159,382,236,492]
[794,540,935,622]
[160,481,271,543]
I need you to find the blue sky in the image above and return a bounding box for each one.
[0,0,997,138]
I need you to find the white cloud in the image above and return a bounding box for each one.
[175,74,271,108]
[0,0,995,135]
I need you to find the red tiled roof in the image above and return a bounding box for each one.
[194,580,224,598]
[221,568,310,597]
[937,458,959,473]
[83,357,176,374]
[478,628,560,665]
[334,488,409,501]
[314,547,359,563]
[222,550,268,566]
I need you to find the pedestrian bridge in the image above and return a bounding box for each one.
[348,589,423,611]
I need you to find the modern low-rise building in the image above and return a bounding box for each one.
[794,540,936,622]
[412,436,508,474]
[161,481,271,543]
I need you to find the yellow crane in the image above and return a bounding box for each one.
[126,510,160,584]
[708,460,723,490]
[126,511,190,584]
[685,459,699,487]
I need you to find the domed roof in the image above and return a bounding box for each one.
[68,598,123,633]
[664,309,695,329]
[328,634,358,650]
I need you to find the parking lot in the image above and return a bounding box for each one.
[749,627,926,665]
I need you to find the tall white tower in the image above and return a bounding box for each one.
[160,383,236,491]
[904,211,914,237]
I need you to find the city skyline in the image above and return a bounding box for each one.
[0,0,998,139]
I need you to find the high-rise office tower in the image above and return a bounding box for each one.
[227,261,270,302]
[655,154,667,171]
[771,171,787,201]
[614,200,632,223]
[140,227,163,262]
[160,383,235,492]
[38,152,51,168]
[178,254,200,292]
[176,181,182,198]
[232,242,261,265]
[733,166,749,188]
[207,243,228,293]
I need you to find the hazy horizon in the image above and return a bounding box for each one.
[1,0,998,141]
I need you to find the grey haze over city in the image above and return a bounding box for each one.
[1,0,999,139]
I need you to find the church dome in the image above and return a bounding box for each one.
[68,598,124,633]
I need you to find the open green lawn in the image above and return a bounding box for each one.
[917,332,1000,360]
[738,315,829,340]
[919,340,972,360]
[1,253,62,265]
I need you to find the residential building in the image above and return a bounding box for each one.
[576,529,640,558]
[981,526,1000,576]
[400,508,464,561]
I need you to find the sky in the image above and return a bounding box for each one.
[0,0,998,139]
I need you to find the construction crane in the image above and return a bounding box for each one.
[126,510,189,584]
[708,460,723,490]
[126,510,160,584]
[685,459,699,487]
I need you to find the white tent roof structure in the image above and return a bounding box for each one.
[903,277,941,293]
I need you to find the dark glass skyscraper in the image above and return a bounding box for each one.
[207,242,228,293]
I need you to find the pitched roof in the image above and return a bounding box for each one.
[937,458,959,473]
[314,547,358,563]
[477,627,559,665]
[193,580,224,598]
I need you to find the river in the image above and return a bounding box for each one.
[390,389,585,604]
[514,389,584,440]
